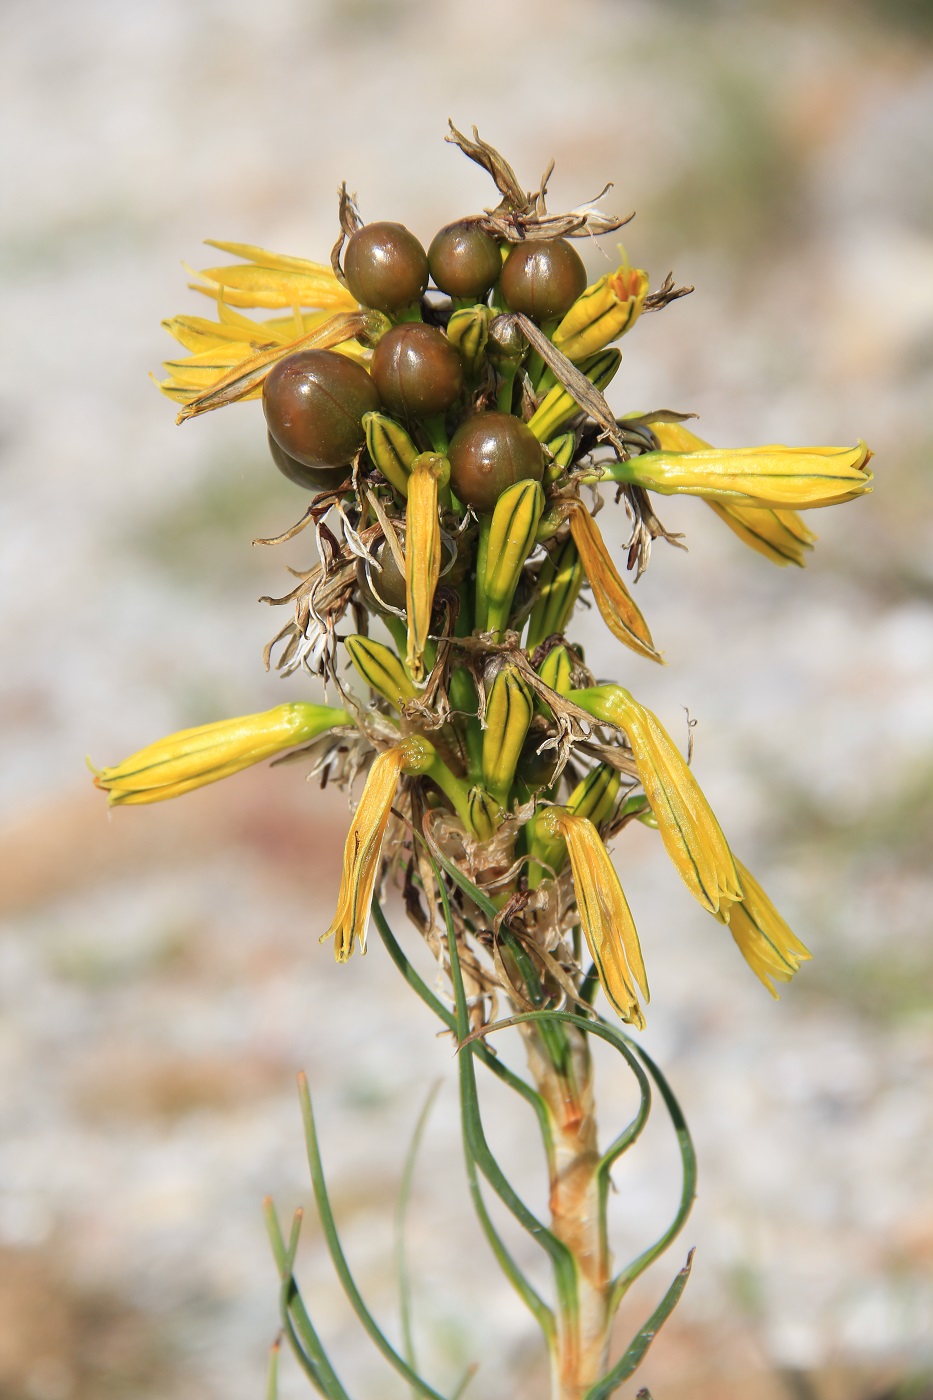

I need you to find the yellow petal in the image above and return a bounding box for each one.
[541,808,647,1026]
[566,501,662,663]
[719,860,811,996]
[174,309,379,420]
[322,747,408,961]
[191,242,357,312]
[571,686,742,914]
[92,703,350,806]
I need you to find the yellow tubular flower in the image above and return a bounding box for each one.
[405,454,447,682]
[159,307,367,405]
[718,860,811,997]
[641,418,816,567]
[570,685,742,915]
[616,440,873,510]
[323,746,409,962]
[189,241,359,312]
[565,501,662,663]
[551,264,649,362]
[92,703,350,806]
[539,808,648,1028]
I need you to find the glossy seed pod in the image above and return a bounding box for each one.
[428,221,502,299]
[500,238,588,322]
[516,732,558,793]
[370,323,464,419]
[267,433,349,490]
[264,350,380,470]
[344,222,429,314]
[448,411,544,514]
[356,540,407,612]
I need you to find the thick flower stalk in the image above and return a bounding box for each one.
[94,125,870,1400]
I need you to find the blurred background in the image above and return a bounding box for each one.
[2,0,933,1396]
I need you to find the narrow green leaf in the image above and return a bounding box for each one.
[264,1199,353,1400]
[450,1363,479,1399]
[583,1251,694,1400]
[297,1073,449,1400]
[396,1081,443,1388]
[265,1339,281,1400]
[436,869,573,1331]
[609,1040,697,1309]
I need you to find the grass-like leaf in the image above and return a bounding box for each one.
[262,1199,353,1400]
[396,1080,443,1388]
[297,1073,449,1400]
[584,1250,694,1400]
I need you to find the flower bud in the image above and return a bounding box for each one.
[544,432,576,483]
[525,535,584,651]
[481,480,545,636]
[363,411,419,497]
[526,349,622,443]
[551,264,649,362]
[92,702,350,806]
[482,665,534,806]
[536,644,574,699]
[345,634,417,709]
[468,785,503,841]
[446,305,491,380]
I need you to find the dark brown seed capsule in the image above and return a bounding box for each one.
[448,412,544,514]
[428,221,502,299]
[370,323,464,420]
[517,732,558,793]
[344,222,429,314]
[356,540,407,612]
[263,350,381,469]
[267,433,350,490]
[500,239,587,321]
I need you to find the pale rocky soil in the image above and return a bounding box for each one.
[1,1,933,1397]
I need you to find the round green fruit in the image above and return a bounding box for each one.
[370,323,464,419]
[448,412,544,514]
[263,350,381,470]
[344,222,429,314]
[428,221,502,299]
[500,238,587,321]
[266,433,349,490]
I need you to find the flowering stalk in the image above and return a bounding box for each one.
[95,126,869,1399]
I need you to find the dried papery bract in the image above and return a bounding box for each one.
[95,126,871,1400]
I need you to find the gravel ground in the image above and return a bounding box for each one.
[1,1,932,1396]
